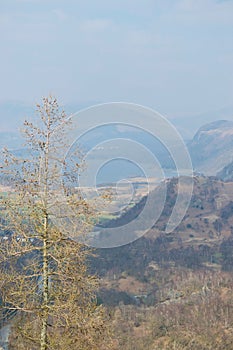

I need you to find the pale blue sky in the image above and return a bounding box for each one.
[1,0,233,118]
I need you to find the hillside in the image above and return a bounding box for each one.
[92,176,233,299]
[188,120,233,175]
[217,161,233,181]
[91,176,233,349]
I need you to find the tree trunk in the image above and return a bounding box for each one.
[41,213,49,350]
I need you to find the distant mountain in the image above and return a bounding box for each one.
[2,101,233,179]
[0,101,33,131]
[0,131,23,150]
[217,161,233,182]
[188,120,233,175]
[1,99,233,140]
[0,100,99,134]
[173,105,233,139]
[0,101,33,151]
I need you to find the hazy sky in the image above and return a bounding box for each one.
[1,0,233,117]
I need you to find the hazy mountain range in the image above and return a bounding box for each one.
[1,102,233,180]
[1,101,233,138]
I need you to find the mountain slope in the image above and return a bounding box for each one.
[93,176,233,279]
[217,161,233,181]
[188,120,233,175]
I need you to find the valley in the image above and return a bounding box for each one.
[2,119,233,349]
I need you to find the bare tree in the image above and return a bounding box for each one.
[0,96,114,350]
